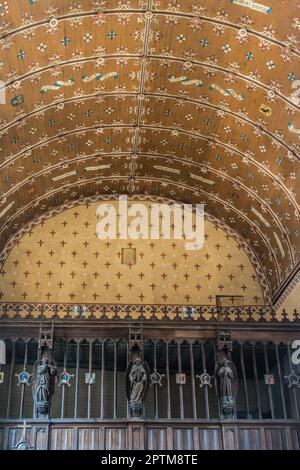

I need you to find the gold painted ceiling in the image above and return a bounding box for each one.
[0,1,299,299]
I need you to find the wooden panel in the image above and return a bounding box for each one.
[199,428,222,450]
[7,426,33,450]
[173,428,194,450]
[50,428,74,450]
[265,428,288,450]
[78,428,101,450]
[146,428,168,450]
[105,428,127,450]
[238,428,261,450]
[35,427,48,450]
[0,428,5,450]
[1,422,299,450]
[223,426,237,450]
[129,425,144,451]
[290,428,300,450]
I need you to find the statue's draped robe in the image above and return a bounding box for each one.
[33,361,56,405]
[129,363,147,403]
[218,363,234,401]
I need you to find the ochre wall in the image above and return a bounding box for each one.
[0,200,265,306]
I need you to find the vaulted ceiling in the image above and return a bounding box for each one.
[0,0,299,298]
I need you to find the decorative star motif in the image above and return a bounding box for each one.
[196,369,213,388]
[15,369,32,385]
[150,369,165,386]
[58,369,74,387]
[284,370,300,389]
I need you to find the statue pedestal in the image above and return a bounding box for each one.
[129,402,143,418]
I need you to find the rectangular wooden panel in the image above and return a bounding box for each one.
[78,428,101,450]
[105,427,127,450]
[238,428,261,450]
[173,428,194,450]
[290,428,300,450]
[130,425,144,450]
[146,428,168,450]
[50,428,74,450]
[0,427,5,450]
[265,428,288,450]
[35,426,48,450]
[7,426,33,450]
[223,426,237,450]
[199,428,222,450]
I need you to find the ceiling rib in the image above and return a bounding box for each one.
[1,152,293,262]
[2,123,297,214]
[3,55,300,111]
[1,10,298,56]
[2,90,298,156]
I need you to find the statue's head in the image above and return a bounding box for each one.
[42,357,49,365]
[135,356,142,365]
[222,358,229,366]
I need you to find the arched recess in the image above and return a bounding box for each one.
[0,193,271,306]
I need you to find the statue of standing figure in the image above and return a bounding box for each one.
[32,355,57,417]
[126,356,150,418]
[215,358,237,419]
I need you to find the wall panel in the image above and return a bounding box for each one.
[78,428,101,450]
[265,428,288,450]
[146,428,168,450]
[50,427,74,450]
[238,428,261,450]
[198,428,222,450]
[104,427,127,450]
[173,428,194,450]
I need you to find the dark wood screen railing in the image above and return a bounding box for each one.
[1,315,300,450]
[1,337,299,422]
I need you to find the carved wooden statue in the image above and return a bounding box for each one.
[32,354,57,417]
[126,356,150,418]
[215,358,237,419]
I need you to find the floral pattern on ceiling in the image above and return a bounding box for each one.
[0,0,299,297]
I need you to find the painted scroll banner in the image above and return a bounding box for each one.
[251,206,270,228]
[288,123,300,137]
[52,170,77,181]
[82,72,118,83]
[229,0,272,14]
[154,165,181,174]
[168,75,203,88]
[274,233,285,258]
[190,173,215,185]
[0,201,15,218]
[40,79,75,94]
[209,84,245,101]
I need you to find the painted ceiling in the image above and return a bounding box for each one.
[0,0,299,298]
